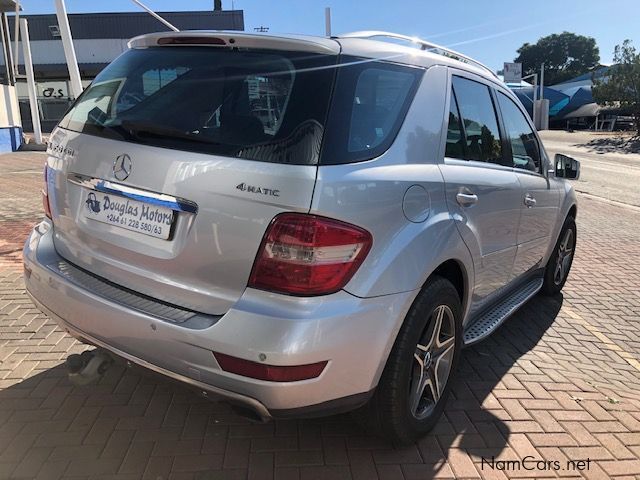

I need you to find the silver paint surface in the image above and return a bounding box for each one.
[25,32,578,413]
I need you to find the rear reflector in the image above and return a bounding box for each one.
[248,213,372,296]
[214,352,327,382]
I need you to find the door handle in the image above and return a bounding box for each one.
[456,192,478,207]
[524,194,537,207]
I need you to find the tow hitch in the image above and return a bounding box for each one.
[65,349,114,385]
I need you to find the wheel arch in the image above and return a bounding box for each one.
[431,259,468,313]
[370,255,472,390]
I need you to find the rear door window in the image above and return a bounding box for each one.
[497,92,541,173]
[451,76,503,165]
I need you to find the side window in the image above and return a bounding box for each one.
[445,89,465,160]
[452,76,503,164]
[320,57,423,165]
[497,92,541,173]
[348,67,417,153]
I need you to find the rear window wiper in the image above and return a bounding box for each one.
[119,121,224,145]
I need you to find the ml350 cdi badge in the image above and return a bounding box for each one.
[24,30,580,443]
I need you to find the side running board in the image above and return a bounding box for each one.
[463,277,544,346]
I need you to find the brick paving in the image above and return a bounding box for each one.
[1,151,639,479]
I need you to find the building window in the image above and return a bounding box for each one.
[48,25,61,37]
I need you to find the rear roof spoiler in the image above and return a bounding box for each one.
[129,31,341,55]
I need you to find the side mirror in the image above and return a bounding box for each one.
[554,154,581,180]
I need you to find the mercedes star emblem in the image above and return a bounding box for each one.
[113,154,132,181]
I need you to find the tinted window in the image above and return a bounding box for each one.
[445,88,465,160]
[497,92,541,173]
[60,47,337,165]
[320,58,423,164]
[451,76,502,164]
[348,68,416,152]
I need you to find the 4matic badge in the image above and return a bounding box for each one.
[236,183,280,197]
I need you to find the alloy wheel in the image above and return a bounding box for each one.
[409,304,456,420]
[554,228,575,286]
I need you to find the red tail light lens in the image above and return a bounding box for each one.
[42,165,52,219]
[248,213,372,296]
[214,352,327,382]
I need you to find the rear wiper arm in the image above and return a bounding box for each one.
[119,121,222,145]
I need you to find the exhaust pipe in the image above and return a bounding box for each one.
[65,349,113,386]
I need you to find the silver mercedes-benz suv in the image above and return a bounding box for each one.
[24,30,579,443]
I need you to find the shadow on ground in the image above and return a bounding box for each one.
[0,294,562,479]
[574,135,640,154]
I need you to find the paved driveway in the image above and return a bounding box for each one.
[1,152,639,479]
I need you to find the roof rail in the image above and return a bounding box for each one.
[338,31,498,78]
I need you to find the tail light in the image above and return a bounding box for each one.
[248,213,372,296]
[42,165,52,219]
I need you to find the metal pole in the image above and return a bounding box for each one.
[532,73,538,128]
[1,13,14,85]
[12,0,19,78]
[55,0,83,99]
[20,19,42,144]
[130,0,179,32]
[539,62,545,101]
[324,7,331,37]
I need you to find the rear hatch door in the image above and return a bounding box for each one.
[47,37,339,315]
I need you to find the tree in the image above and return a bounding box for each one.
[593,40,640,135]
[515,32,600,85]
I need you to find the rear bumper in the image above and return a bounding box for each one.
[23,220,415,418]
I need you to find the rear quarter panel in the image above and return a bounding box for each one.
[310,65,474,320]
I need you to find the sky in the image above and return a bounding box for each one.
[23,0,640,71]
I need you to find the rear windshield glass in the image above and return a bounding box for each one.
[59,48,423,165]
[59,47,337,165]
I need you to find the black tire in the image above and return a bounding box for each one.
[542,216,576,296]
[354,276,463,444]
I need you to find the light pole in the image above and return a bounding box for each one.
[539,62,545,101]
[325,7,331,37]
